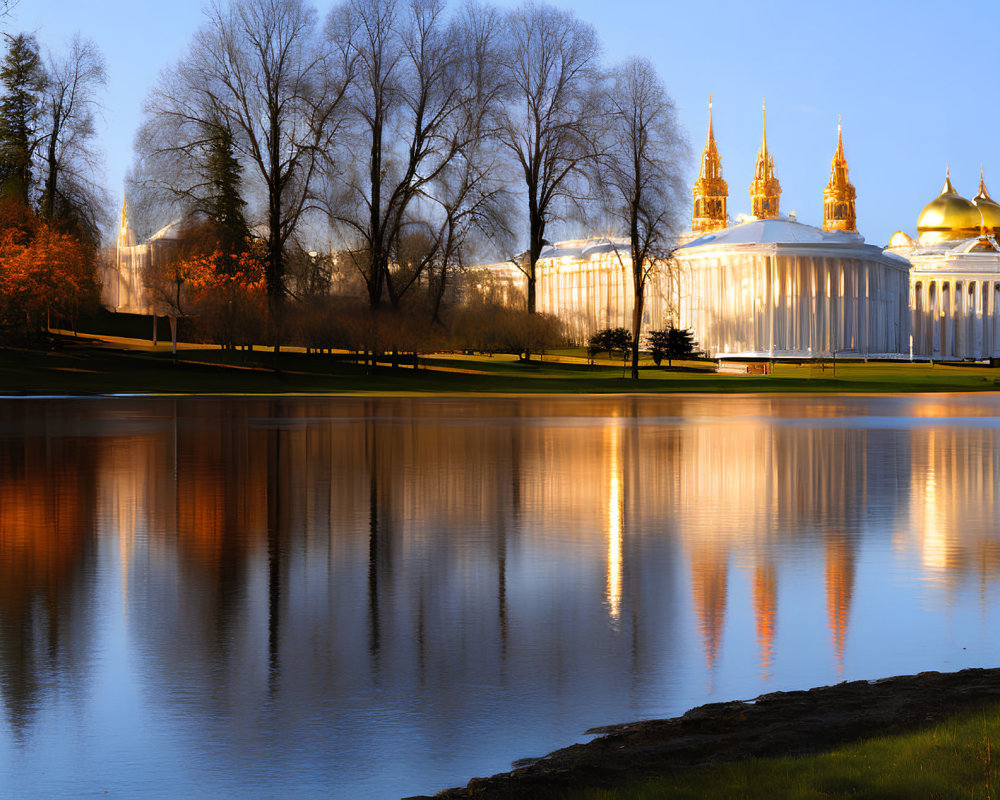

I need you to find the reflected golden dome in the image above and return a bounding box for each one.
[917,170,982,244]
[973,169,1000,235]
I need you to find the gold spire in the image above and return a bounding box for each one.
[973,166,1000,236]
[691,93,728,234]
[749,99,780,219]
[117,194,135,250]
[976,165,992,202]
[822,117,857,232]
[942,165,957,196]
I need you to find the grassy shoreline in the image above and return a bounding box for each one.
[4,335,1000,396]
[421,668,1000,799]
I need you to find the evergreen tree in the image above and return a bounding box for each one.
[0,34,44,207]
[202,120,249,273]
[647,326,696,368]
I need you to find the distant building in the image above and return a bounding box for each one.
[530,101,911,357]
[533,238,674,344]
[675,219,910,359]
[887,169,1000,360]
[674,105,908,358]
[99,198,181,315]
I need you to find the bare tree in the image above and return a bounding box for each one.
[38,35,108,244]
[135,0,350,334]
[497,2,602,314]
[326,0,496,311]
[598,57,687,379]
[424,1,511,322]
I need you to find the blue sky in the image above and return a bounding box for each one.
[11,0,997,247]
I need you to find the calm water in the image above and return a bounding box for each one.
[1,394,1000,798]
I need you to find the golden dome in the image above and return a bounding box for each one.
[917,169,982,244]
[887,230,914,249]
[973,168,1000,235]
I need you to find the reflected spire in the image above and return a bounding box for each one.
[691,550,728,672]
[752,562,777,677]
[825,533,855,674]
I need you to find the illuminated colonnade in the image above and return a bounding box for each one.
[902,246,1000,360]
[889,172,1000,360]
[534,239,674,345]
[910,273,1000,360]
[674,222,910,358]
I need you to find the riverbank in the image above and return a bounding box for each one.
[415,668,1000,799]
[3,335,1000,395]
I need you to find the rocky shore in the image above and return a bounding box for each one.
[411,667,1000,799]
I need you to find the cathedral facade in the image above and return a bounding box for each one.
[99,199,181,316]
[673,105,910,358]
[888,169,1000,361]
[533,101,911,358]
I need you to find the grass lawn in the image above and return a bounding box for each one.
[561,702,1000,799]
[3,334,1000,394]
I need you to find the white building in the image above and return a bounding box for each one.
[533,238,674,344]
[99,198,180,315]
[675,218,910,358]
[888,170,1000,361]
[532,103,913,358]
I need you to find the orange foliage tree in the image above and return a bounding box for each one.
[184,241,267,349]
[0,212,97,339]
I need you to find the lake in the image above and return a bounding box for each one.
[1,394,999,798]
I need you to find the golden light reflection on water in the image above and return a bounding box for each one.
[606,423,623,620]
[825,534,854,674]
[903,423,1000,591]
[920,445,947,572]
[752,563,776,678]
[2,396,1000,797]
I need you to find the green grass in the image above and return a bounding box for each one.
[3,336,1000,395]
[562,703,1000,799]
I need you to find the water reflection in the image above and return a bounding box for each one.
[0,408,99,734]
[1,395,1000,797]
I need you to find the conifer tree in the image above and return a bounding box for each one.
[202,120,249,273]
[0,34,43,207]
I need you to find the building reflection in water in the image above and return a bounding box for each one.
[605,421,623,621]
[3,396,1000,796]
[904,423,1000,590]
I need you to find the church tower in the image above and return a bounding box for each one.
[749,100,781,219]
[117,195,135,251]
[823,119,857,232]
[691,95,728,234]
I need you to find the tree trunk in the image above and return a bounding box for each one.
[526,181,546,315]
[630,217,644,380]
[631,287,644,381]
[170,316,178,356]
[152,314,158,346]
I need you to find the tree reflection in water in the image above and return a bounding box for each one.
[0,395,999,798]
